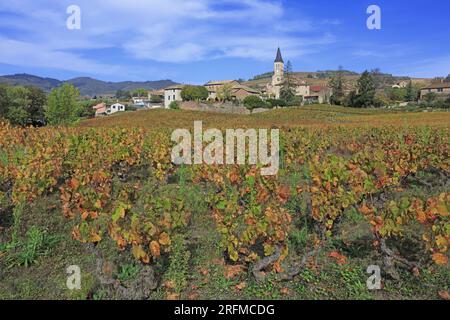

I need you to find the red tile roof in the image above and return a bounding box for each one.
[310,86,326,92]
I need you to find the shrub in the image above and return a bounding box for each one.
[169,101,180,110]
[243,95,265,113]
[266,99,287,108]
[287,96,303,107]
[433,97,450,109]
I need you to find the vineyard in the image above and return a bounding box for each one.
[0,105,449,300]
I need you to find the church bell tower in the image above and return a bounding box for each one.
[272,47,284,87]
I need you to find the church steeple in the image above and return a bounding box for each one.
[271,47,284,98]
[274,47,284,63]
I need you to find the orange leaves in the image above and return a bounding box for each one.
[159,232,171,246]
[71,226,81,241]
[438,290,450,300]
[276,185,291,204]
[166,293,180,300]
[359,203,373,216]
[149,241,161,258]
[68,178,80,190]
[329,251,348,265]
[89,232,102,243]
[224,265,246,280]
[234,282,247,291]
[227,168,240,184]
[432,253,448,266]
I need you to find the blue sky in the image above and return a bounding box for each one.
[0,0,449,83]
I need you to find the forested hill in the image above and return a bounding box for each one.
[0,73,177,96]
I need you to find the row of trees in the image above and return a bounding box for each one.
[0,83,91,127]
[329,67,422,108]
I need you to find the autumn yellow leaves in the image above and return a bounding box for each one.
[0,121,448,280]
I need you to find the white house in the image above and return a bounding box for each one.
[106,103,126,115]
[132,97,145,105]
[164,85,185,108]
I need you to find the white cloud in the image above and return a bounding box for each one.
[0,37,123,75]
[0,0,337,75]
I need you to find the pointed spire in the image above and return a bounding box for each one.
[274,47,284,63]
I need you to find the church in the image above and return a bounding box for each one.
[265,48,332,103]
[266,47,285,99]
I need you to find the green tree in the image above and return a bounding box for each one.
[243,95,264,113]
[77,100,96,118]
[25,86,47,123]
[0,85,47,126]
[370,68,384,90]
[116,90,131,100]
[217,83,234,102]
[6,106,29,126]
[281,60,296,105]
[7,86,31,110]
[132,89,147,98]
[405,81,417,101]
[0,85,10,117]
[356,70,376,107]
[329,66,345,105]
[423,92,437,105]
[5,86,32,126]
[266,98,287,108]
[284,60,293,88]
[345,90,359,108]
[45,83,80,126]
[180,86,208,101]
[386,87,406,102]
[150,95,163,103]
[280,86,295,104]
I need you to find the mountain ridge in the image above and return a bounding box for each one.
[0,73,178,96]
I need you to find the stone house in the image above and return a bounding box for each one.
[164,84,186,108]
[420,82,450,100]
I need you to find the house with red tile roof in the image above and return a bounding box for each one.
[93,102,107,117]
[93,102,126,117]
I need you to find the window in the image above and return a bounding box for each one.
[173,95,176,100]
[438,88,443,92]
[168,96,171,100]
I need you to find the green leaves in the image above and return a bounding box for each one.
[112,202,128,223]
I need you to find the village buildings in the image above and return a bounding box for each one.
[264,48,332,103]
[162,47,333,108]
